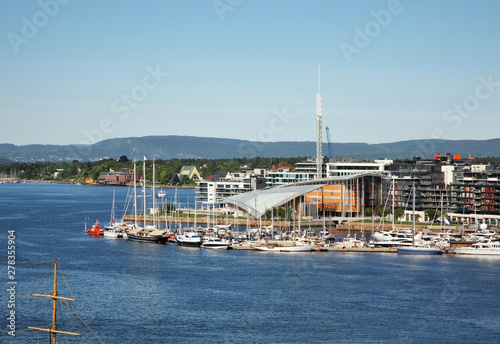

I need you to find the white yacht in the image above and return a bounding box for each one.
[454,238,500,256]
[176,230,203,247]
[201,237,230,250]
[333,235,367,249]
[254,241,316,252]
[103,223,128,239]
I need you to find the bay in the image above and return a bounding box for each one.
[1,183,500,343]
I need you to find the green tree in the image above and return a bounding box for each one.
[365,207,373,217]
[377,208,387,218]
[178,175,196,186]
[394,208,405,220]
[117,155,129,163]
[425,209,436,222]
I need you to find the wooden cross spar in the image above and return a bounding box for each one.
[28,259,80,344]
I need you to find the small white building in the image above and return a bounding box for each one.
[326,160,391,177]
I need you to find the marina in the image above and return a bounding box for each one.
[110,185,500,255]
[2,183,500,343]
[3,1,500,342]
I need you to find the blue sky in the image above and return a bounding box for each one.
[1,0,499,146]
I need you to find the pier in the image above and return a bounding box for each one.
[316,246,397,253]
[122,214,278,227]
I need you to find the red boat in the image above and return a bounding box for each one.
[88,220,104,236]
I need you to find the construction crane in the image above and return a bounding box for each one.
[325,126,333,160]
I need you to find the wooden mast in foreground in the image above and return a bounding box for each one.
[29,259,80,344]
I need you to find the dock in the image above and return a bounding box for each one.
[315,246,397,253]
[122,214,280,227]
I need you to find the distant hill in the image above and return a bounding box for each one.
[1,136,499,162]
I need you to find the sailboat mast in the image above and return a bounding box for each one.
[298,199,301,237]
[440,192,443,231]
[371,177,375,236]
[259,192,262,231]
[153,158,156,228]
[293,184,296,244]
[111,190,116,225]
[194,199,197,229]
[392,177,395,230]
[28,260,80,343]
[51,259,57,344]
[207,190,210,231]
[271,206,274,232]
[246,206,250,239]
[322,187,326,233]
[412,183,416,246]
[134,160,137,227]
[143,158,147,228]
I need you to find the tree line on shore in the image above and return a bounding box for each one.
[0,156,307,185]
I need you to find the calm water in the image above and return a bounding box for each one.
[1,183,500,343]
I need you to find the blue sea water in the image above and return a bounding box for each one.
[1,183,500,343]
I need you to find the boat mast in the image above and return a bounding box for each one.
[264,202,267,241]
[143,157,147,228]
[110,190,116,225]
[264,202,267,243]
[392,177,395,231]
[134,160,137,227]
[322,187,326,235]
[28,260,80,343]
[206,189,210,232]
[194,199,197,229]
[293,184,296,245]
[371,177,375,236]
[246,205,250,239]
[298,199,301,238]
[271,206,274,233]
[259,192,262,231]
[412,183,416,247]
[440,192,443,231]
[153,158,156,228]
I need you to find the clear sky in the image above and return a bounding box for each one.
[1,0,499,146]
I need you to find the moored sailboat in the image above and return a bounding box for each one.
[103,190,128,238]
[126,226,169,243]
[125,158,168,243]
[396,184,442,255]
